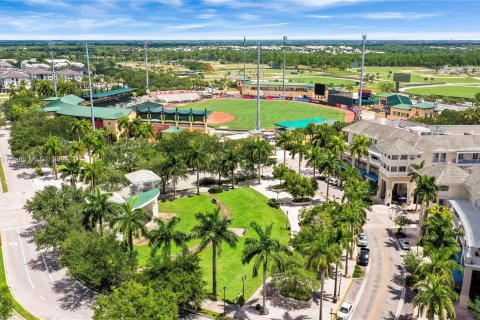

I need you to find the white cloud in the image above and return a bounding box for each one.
[197,13,216,19]
[360,11,441,20]
[157,0,183,5]
[167,23,207,30]
[238,13,260,20]
[250,22,289,27]
[308,15,332,19]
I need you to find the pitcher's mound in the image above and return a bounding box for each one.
[207,111,235,125]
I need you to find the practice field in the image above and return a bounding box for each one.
[404,85,480,99]
[179,99,348,129]
[135,187,290,301]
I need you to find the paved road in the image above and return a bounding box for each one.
[345,205,413,320]
[0,125,94,320]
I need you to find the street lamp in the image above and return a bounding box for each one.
[223,286,227,316]
[337,272,342,297]
[286,210,289,230]
[241,275,247,299]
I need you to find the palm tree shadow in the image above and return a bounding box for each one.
[52,277,95,311]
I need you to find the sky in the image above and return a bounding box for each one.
[1,0,480,40]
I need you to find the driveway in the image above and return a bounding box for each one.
[0,125,94,319]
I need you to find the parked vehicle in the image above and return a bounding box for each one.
[357,233,368,247]
[337,301,354,320]
[399,238,410,250]
[327,177,339,186]
[357,248,370,266]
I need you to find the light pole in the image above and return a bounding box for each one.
[241,275,247,299]
[85,43,95,130]
[282,35,287,96]
[337,272,342,297]
[223,286,227,316]
[48,42,57,97]
[243,36,246,86]
[256,42,261,131]
[144,40,150,95]
[358,34,367,120]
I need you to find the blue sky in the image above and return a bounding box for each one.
[1,0,480,40]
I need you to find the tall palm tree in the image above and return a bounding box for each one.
[83,187,115,234]
[242,222,287,315]
[415,248,461,287]
[147,216,188,259]
[349,134,371,168]
[290,134,307,174]
[70,140,86,160]
[43,135,62,179]
[318,149,340,200]
[409,160,425,211]
[414,175,440,222]
[306,145,323,178]
[110,197,149,251]
[223,145,241,189]
[166,154,187,198]
[327,134,346,157]
[342,178,370,204]
[252,139,272,184]
[118,116,131,139]
[303,231,342,320]
[58,156,81,187]
[311,124,334,148]
[339,162,361,189]
[187,141,209,195]
[137,123,154,141]
[340,201,368,276]
[71,119,91,141]
[413,274,458,320]
[191,207,239,301]
[80,159,106,190]
[275,131,292,165]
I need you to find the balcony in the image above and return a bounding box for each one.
[457,158,480,165]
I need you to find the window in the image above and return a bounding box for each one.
[400,155,408,160]
[392,155,399,160]
[474,153,479,160]
[399,166,407,172]
[433,152,446,163]
[439,186,449,191]
[458,153,464,160]
[391,166,398,172]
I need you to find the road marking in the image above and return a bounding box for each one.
[350,247,371,317]
[17,227,35,289]
[391,228,407,320]
[39,295,45,301]
[74,313,83,318]
[32,226,55,283]
[2,223,39,231]
[369,228,391,320]
[7,242,17,246]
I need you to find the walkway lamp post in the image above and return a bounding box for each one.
[241,275,247,299]
[337,272,342,297]
[223,286,227,316]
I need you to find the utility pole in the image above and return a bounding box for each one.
[49,42,57,97]
[282,35,287,96]
[85,43,95,130]
[358,34,367,120]
[243,36,247,85]
[144,40,150,95]
[256,42,260,131]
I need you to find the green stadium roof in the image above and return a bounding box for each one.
[274,117,337,129]
[43,94,84,105]
[390,104,412,111]
[243,80,314,88]
[413,102,436,109]
[375,93,397,98]
[90,87,136,99]
[386,94,412,107]
[41,100,133,120]
[161,126,184,133]
[125,188,160,210]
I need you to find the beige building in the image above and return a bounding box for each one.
[342,118,480,306]
[236,80,315,99]
[375,93,437,120]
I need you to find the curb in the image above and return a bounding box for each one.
[334,275,355,315]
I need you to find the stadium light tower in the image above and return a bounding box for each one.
[144,40,150,95]
[358,34,367,120]
[85,43,95,130]
[282,36,287,96]
[256,42,261,131]
[243,36,246,85]
[48,42,58,97]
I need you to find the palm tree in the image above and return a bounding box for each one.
[71,119,91,141]
[58,156,81,187]
[339,162,361,189]
[186,141,209,195]
[147,216,188,259]
[318,149,340,200]
[223,146,241,189]
[275,131,292,165]
[339,201,367,276]
[118,116,131,139]
[413,274,458,320]
[303,231,342,320]
[83,187,115,234]
[415,248,461,287]
[342,178,371,204]
[409,160,425,211]
[414,175,440,222]
[252,139,272,183]
[137,123,154,141]
[306,145,323,178]
[110,197,149,251]
[191,207,239,300]
[290,134,307,174]
[80,159,106,190]
[349,134,371,168]
[242,222,287,315]
[43,135,62,179]
[327,134,346,157]
[70,140,86,160]
[311,124,334,148]
[166,154,187,198]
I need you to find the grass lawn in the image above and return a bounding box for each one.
[136,187,290,301]
[404,85,480,99]
[0,160,7,192]
[179,99,345,129]
[0,248,38,320]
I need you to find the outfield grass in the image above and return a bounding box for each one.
[180,99,345,129]
[136,187,290,301]
[404,85,480,98]
[0,248,38,320]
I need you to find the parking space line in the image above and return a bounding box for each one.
[17,227,35,289]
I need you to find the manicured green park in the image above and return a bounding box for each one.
[404,85,480,98]
[136,187,290,301]
[180,99,345,129]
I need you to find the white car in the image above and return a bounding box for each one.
[357,233,368,247]
[327,178,339,186]
[337,301,354,320]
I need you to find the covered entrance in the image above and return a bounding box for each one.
[392,183,408,203]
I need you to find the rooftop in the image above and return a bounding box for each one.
[44,94,84,105]
[449,199,480,248]
[125,188,160,210]
[41,99,132,120]
[90,87,136,99]
[243,80,314,88]
[125,169,161,184]
[274,117,336,129]
[418,162,469,185]
[160,126,184,133]
[376,138,423,155]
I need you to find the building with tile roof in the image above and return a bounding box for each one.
[375,93,437,120]
[236,79,315,99]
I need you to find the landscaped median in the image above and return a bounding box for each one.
[0,246,37,320]
[0,160,7,192]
